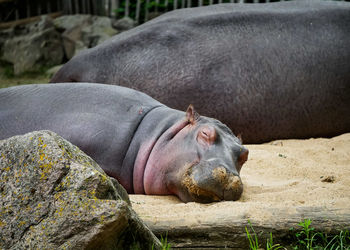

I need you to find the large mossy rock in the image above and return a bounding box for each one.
[0,130,160,249]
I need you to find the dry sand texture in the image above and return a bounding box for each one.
[130,133,350,232]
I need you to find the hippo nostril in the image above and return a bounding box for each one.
[223,174,243,201]
[212,167,243,201]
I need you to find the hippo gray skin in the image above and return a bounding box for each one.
[0,83,248,203]
[51,1,350,143]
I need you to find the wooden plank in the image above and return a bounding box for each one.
[0,12,62,30]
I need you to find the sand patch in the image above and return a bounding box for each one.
[129,133,350,247]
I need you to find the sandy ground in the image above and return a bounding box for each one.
[130,133,350,227]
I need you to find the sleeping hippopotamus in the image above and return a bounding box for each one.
[51,1,350,143]
[0,83,248,203]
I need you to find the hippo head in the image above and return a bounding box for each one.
[143,105,248,203]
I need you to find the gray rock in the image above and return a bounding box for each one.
[112,17,136,31]
[0,130,161,249]
[82,16,118,48]
[53,14,91,32]
[0,28,14,58]
[53,15,117,58]
[54,15,91,59]
[1,16,64,75]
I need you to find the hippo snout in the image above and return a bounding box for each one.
[181,161,243,203]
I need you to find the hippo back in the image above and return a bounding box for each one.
[0,83,164,170]
[51,1,350,143]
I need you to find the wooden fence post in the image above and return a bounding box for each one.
[136,0,141,23]
[173,0,178,9]
[125,0,129,17]
[74,0,79,13]
[155,0,159,12]
[145,0,149,21]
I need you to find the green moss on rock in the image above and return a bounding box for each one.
[0,130,159,249]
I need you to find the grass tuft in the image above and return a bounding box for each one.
[246,219,350,250]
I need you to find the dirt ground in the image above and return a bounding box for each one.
[130,133,350,227]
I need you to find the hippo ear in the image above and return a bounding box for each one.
[237,133,243,144]
[186,104,200,124]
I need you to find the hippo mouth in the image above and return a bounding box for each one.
[180,162,243,203]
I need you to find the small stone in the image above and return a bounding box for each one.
[321,176,335,183]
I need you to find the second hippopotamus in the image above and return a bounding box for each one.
[50,1,350,143]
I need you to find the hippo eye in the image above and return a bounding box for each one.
[197,126,216,146]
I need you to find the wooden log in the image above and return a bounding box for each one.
[131,198,350,249]
[0,11,62,30]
